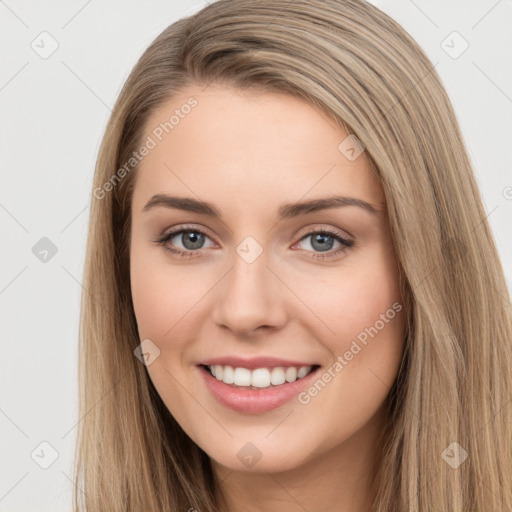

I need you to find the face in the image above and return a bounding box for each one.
[129,83,405,474]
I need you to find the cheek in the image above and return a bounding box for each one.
[292,248,405,384]
[130,243,213,343]
[129,252,209,412]
[290,258,404,447]
[130,266,170,341]
[299,254,401,340]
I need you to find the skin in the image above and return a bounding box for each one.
[129,83,405,512]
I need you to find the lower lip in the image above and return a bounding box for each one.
[197,365,320,414]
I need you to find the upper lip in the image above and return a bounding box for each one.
[199,356,319,370]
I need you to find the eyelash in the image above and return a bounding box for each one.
[153,226,354,260]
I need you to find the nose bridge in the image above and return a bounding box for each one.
[212,237,286,334]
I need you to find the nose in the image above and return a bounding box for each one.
[211,245,288,338]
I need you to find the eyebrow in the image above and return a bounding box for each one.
[142,194,381,219]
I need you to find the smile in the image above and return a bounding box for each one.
[204,364,317,388]
[197,362,321,414]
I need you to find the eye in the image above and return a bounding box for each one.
[294,229,354,259]
[153,225,354,260]
[153,226,215,258]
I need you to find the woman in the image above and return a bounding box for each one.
[75,0,512,510]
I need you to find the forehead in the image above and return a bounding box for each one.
[132,84,384,214]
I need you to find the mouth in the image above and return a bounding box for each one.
[200,363,320,389]
[197,362,322,414]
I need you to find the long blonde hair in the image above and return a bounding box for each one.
[74,0,512,510]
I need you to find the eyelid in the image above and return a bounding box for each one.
[161,223,218,242]
[294,224,353,243]
[155,223,354,259]
[159,223,353,245]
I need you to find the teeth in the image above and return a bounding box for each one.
[270,367,286,385]
[285,367,297,382]
[251,368,270,388]
[206,364,314,388]
[234,367,251,386]
[222,365,234,384]
[297,367,309,379]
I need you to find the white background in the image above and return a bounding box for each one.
[1,0,511,510]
